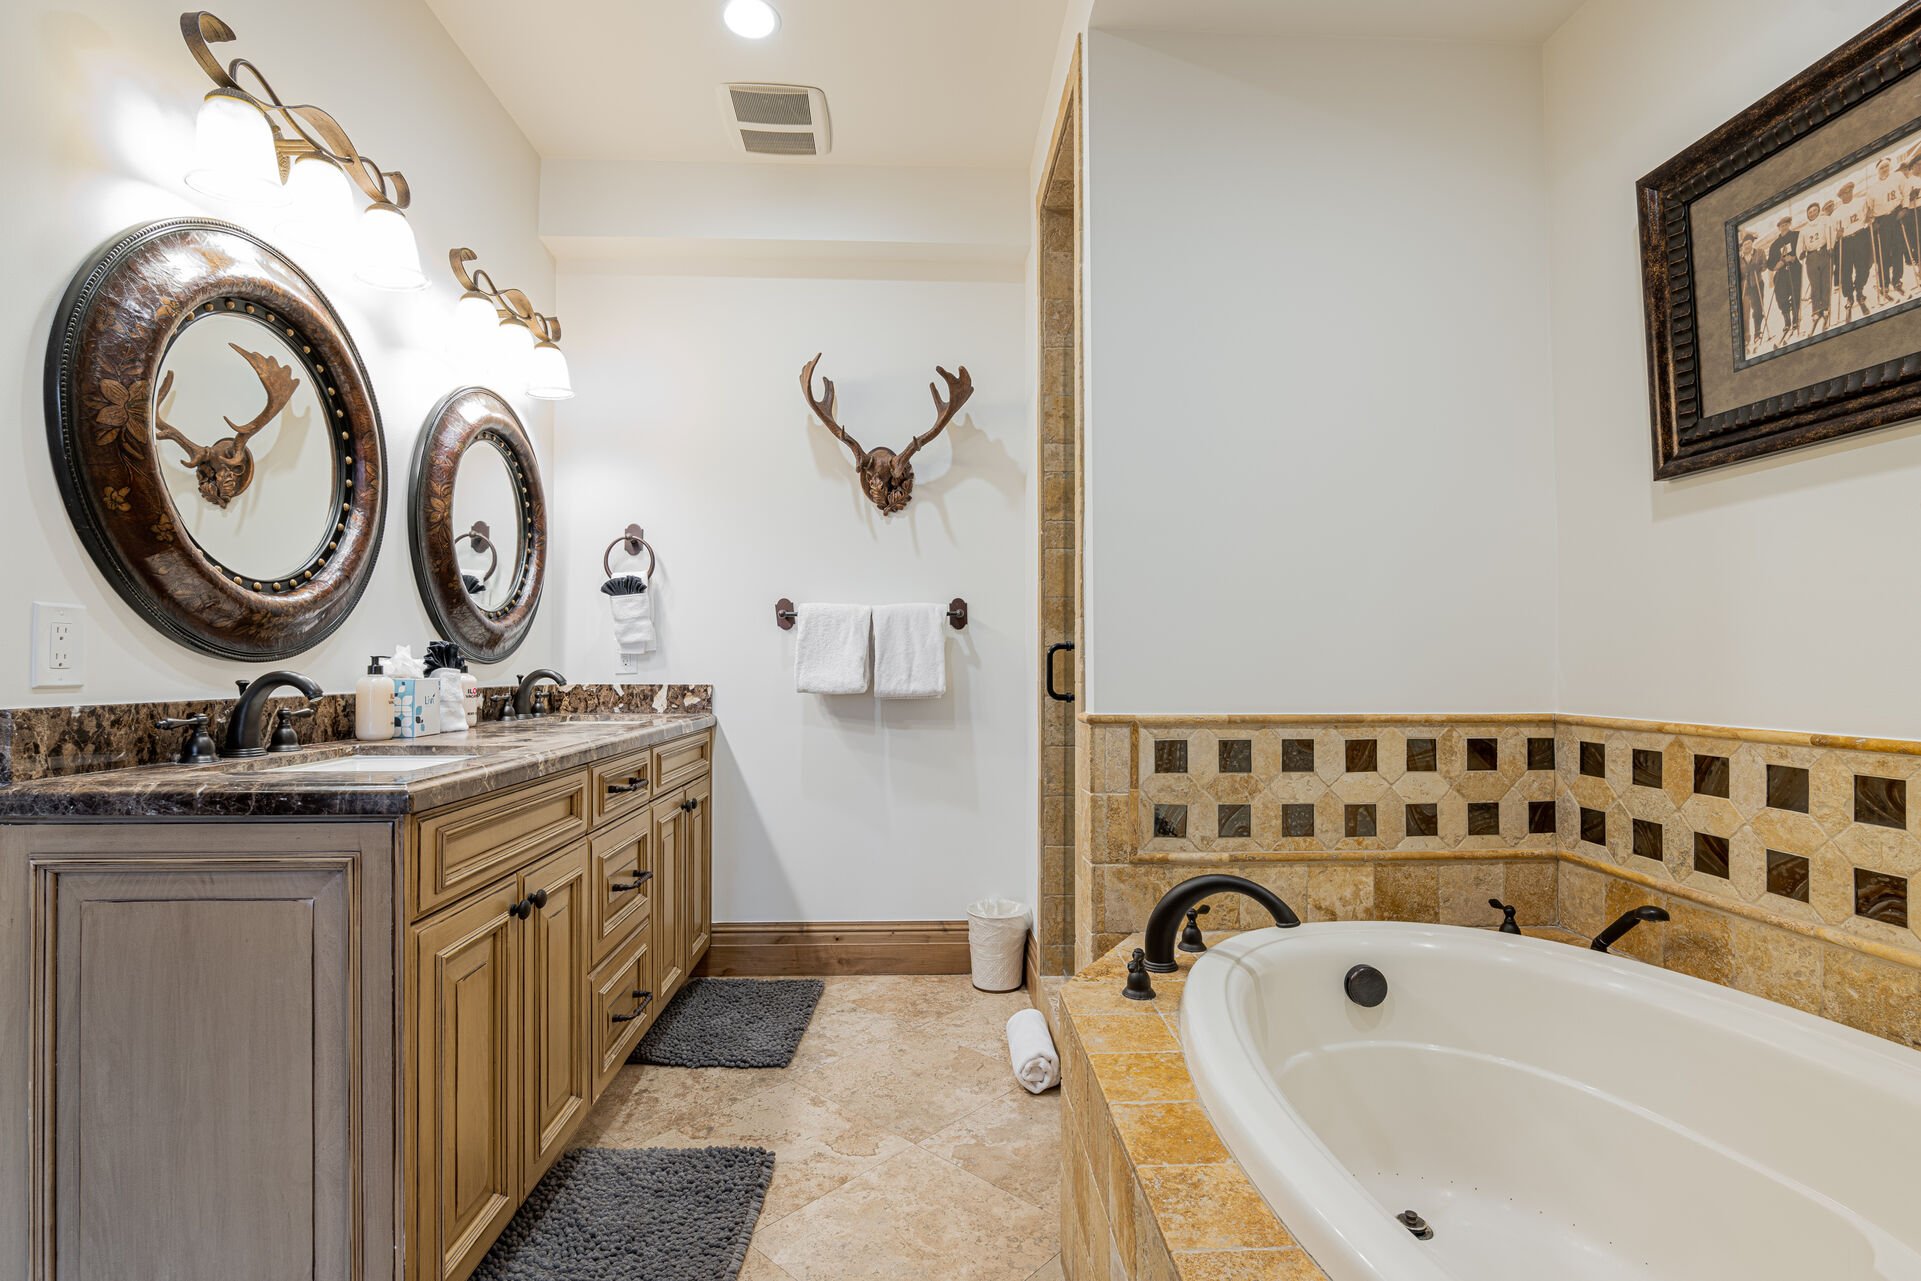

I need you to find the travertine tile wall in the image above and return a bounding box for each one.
[1076,713,1921,1047]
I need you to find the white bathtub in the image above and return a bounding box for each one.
[1181,923,1921,1281]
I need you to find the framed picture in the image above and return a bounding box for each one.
[1640,4,1921,477]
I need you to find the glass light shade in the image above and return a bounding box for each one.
[184,90,288,205]
[276,155,355,249]
[450,291,500,361]
[723,0,780,38]
[492,317,537,384]
[353,202,427,290]
[526,341,575,400]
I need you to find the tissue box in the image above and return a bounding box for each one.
[392,678,441,739]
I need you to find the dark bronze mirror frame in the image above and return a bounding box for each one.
[408,386,547,664]
[45,218,385,660]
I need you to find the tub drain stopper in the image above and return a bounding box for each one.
[1398,1210,1434,1241]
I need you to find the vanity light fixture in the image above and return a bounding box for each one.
[449,249,574,400]
[723,0,781,39]
[178,12,427,289]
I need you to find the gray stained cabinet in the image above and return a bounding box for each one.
[0,725,713,1281]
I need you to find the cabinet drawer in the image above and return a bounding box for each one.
[652,730,713,793]
[588,810,654,966]
[412,770,590,919]
[590,746,654,828]
[589,921,655,1102]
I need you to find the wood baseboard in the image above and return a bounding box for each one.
[695,920,974,977]
[1023,930,1041,998]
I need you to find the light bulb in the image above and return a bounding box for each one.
[723,0,780,39]
[276,155,355,249]
[526,341,574,400]
[353,202,426,290]
[184,89,287,205]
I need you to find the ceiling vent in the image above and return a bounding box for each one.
[721,83,832,157]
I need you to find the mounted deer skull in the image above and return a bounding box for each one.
[152,343,302,508]
[800,353,973,514]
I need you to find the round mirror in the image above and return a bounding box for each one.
[154,312,337,580]
[451,440,525,613]
[410,387,546,663]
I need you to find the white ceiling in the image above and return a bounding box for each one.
[1091,0,1585,44]
[423,0,1070,167]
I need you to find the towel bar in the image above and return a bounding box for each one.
[775,598,968,631]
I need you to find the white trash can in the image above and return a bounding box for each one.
[966,898,1029,992]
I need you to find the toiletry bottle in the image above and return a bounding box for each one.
[355,658,395,741]
[460,661,480,724]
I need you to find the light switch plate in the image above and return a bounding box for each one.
[614,651,642,677]
[31,602,85,688]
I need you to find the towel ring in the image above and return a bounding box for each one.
[460,521,499,587]
[603,523,656,583]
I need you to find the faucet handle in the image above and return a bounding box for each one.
[1178,904,1210,954]
[268,706,315,754]
[1488,898,1522,934]
[1121,948,1157,1002]
[154,714,218,766]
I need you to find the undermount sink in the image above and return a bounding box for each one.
[261,753,477,777]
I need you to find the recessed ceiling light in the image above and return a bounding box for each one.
[723,0,780,39]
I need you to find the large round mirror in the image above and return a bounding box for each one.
[410,387,546,663]
[46,219,385,660]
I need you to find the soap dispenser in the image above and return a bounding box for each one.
[355,657,396,741]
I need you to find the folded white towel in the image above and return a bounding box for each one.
[872,603,946,699]
[610,590,655,654]
[794,604,871,694]
[1006,1008,1059,1094]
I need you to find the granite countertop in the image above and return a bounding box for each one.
[0,712,715,820]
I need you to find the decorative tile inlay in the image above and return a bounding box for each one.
[1405,803,1438,836]
[1693,832,1730,878]
[1153,804,1188,839]
[1467,801,1500,836]
[1281,738,1315,773]
[1216,803,1251,839]
[1282,803,1315,838]
[1632,818,1663,861]
[1466,738,1499,771]
[1855,868,1909,928]
[1767,849,1811,902]
[1692,753,1730,798]
[1580,806,1606,845]
[1527,737,1555,771]
[1345,804,1377,838]
[1632,748,1663,789]
[1405,738,1437,772]
[1854,775,1907,830]
[1579,742,1605,778]
[1528,800,1556,834]
[1153,739,1188,775]
[1345,738,1378,773]
[1765,763,1809,813]
[1217,739,1252,774]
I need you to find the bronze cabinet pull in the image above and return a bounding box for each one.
[611,990,653,1023]
[609,870,653,893]
[508,888,549,920]
[606,775,648,795]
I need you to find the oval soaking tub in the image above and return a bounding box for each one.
[1181,923,1921,1281]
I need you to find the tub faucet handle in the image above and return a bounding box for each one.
[1178,905,1210,954]
[1121,948,1157,1002]
[1488,898,1522,934]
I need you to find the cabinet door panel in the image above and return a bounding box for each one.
[651,794,687,1003]
[520,842,591,1192]
[685,775,712,966]
[412,883,521,1281]
[587,812,654,967]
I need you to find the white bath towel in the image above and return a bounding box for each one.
[610,589,655,654]
[794,604,871,694]
[1005,1008,1059,1094]
[872,603,947,699]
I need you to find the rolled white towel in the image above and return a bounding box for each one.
[610,590,655,654]
[1005,1007,1059,1095]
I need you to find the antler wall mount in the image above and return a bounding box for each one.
[800,354,973,514]
[151,343,302,507]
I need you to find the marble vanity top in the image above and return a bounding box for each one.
[0,712,714,820]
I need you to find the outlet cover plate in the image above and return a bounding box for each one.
[614,652,642,677]
[31,602,85,688]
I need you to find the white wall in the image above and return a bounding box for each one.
[1082,29,1560,715]
[1545,0,1921,739]
[0,0,555,706]
[552,271,1031,922]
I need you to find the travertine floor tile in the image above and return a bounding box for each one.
[918,1087,1063,1215]
[739,1248,798,1280]
[573,1063,784,1148]
[795,1028,1019,1140]
[755,1145,1056,1281]
[1026,1256,1065,1281]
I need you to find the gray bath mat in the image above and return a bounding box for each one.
[472,1145,775,1281]
[630,977,824,1068]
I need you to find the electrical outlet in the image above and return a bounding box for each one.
[31,602,85,688]
[614,651,642,677]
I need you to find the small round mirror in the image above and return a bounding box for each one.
[154,313,336,580]
[452,439,525,613]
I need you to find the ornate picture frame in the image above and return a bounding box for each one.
[1640,4,1921,477]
